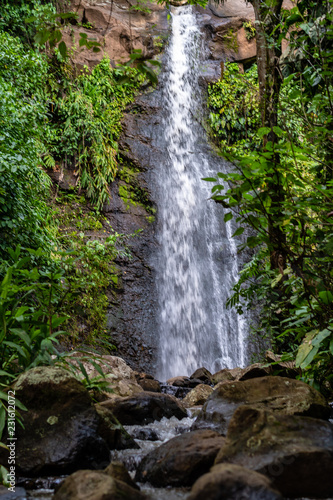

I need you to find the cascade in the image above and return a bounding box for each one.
[156,5,248,381]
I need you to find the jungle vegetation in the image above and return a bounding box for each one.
[206,0,333,394]
[0,0,332,467]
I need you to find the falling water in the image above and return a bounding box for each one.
[156,6,248,381]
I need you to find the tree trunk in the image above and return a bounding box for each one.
[250,0,286,273]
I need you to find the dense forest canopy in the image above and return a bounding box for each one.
[0,0,332,481]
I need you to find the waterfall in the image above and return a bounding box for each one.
[156,5,248,381]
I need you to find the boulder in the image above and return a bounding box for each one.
[190,367,213,384]
[215,406,333,498]
[104,462,140,490]
[135,429,225,487]
[67,353,137,381]
[167,376,202,388]
[238,363,271,381]
[193,376,330,435]
[212,367,243,385]
[98,391,187,425]
[107,379,144,398]
[0,366,110,475]
[183,384,213,408]
[95,404,139,450]
[135,372,161,392]
[188,463,283,500]
[53,470,147,500]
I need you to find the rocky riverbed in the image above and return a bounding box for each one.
[1,354,332,500]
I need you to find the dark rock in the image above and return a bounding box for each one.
[190,367,213,384]
[98,391,187,425]
[167,376,192,387]
[53,469,147,500]
[129,427,159,441]
[193,376,330,435]
[167,376,203,388]
[95,404,139,450]
[135,429,225,487]
[136,373,161,392]
[188,463,283,500]
[238,363,271,381]
[104,462,140,490]
[183,384,214,408]
[215,406,333,499]
[161,382,192,399]
[0,366,110,475]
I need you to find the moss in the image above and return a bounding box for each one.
[118,161,155,215]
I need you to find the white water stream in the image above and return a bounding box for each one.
[156,6,248,380]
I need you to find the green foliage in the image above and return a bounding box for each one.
[0,0,51,44]
[208,63,260,149]
[47,57,142,210]
[243,20,256,41]
[0,32,55,261]
[130,0,153,14]
[206,1,333,393]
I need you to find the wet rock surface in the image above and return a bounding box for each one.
[98,391,187,425]
[215,406,333,498]
[0,366,110,475]
[188,463,283,500]
[135,429,225,487]
[95,404,139,450]
[193,376,330,434]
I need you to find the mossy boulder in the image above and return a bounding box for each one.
[1,366,110,475]
[215,406,333,498]
[193,376,330,435]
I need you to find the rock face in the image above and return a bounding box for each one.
[1,366,110,475]
[193,376,330,434]
[215,406,333,498]
[188,463,283,500]
[135,429,225,486]
[98,391,187,424]
[65,0,168,70]
[53,470,147,500]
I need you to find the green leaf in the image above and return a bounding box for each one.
[295,330,317,368]
[312,329,332,348]
[232,227,245,237]
[318,291,333,304]
[58,41,67,60]
[202,177,217,182]
[257,127,271,138]
[224,212,233,223]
